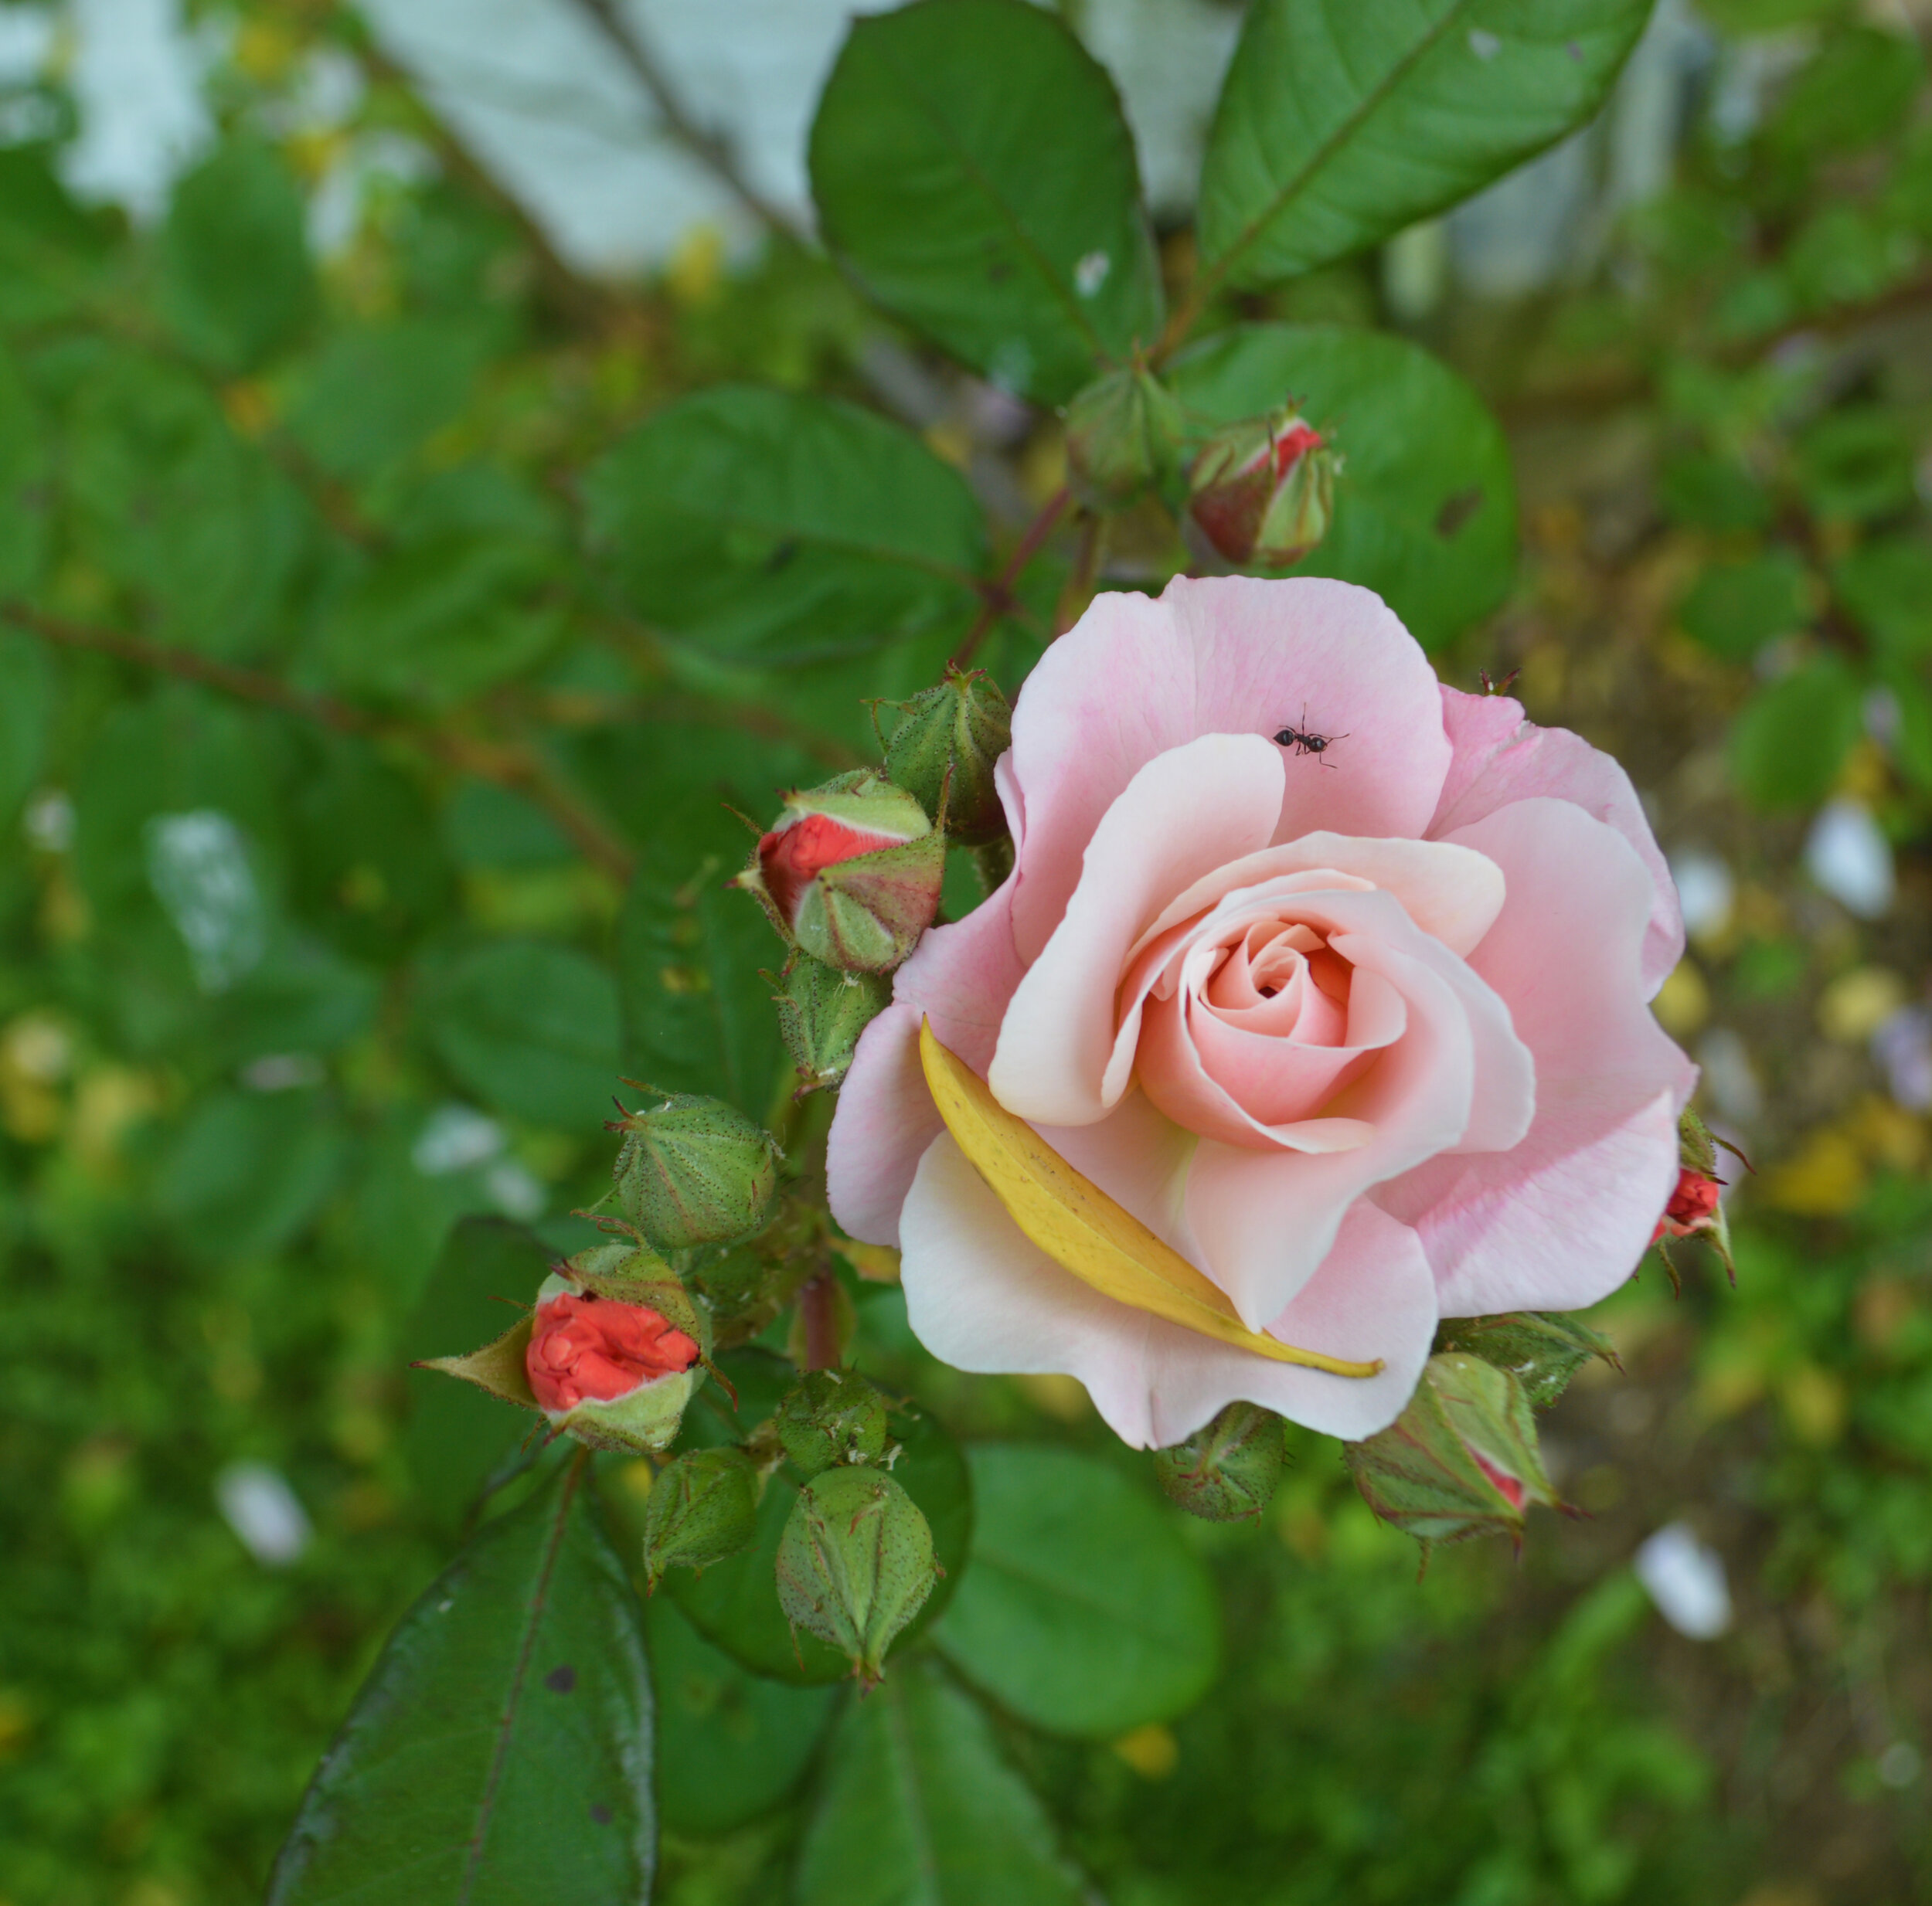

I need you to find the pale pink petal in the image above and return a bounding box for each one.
[1376,797,1697,1313]
[900,1133,1437,1446]
[988,733,1284,1126]
[1429,686,1683,995]
[1005,577,1452,962]
[826,878,1026,1247]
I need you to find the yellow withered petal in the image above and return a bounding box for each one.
[917,1019,1382,1379]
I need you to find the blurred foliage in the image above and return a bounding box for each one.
[0,1,1928,1903]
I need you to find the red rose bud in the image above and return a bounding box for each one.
[1186,406,1339,569]
[526,1290,699,1412]
[736,770,944,973]
[1344,1353,1563,1560]
[1653,1167,1721,1242]
[1651,1106,1743,1292]
[1064,364,1186,509]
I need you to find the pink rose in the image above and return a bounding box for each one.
[827,578,1694,1447]
[526,1291,700,1413]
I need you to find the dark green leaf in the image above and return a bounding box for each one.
[155,1089,347,1262]
[1657,451,1771,533]
[671,1363,971,1687]
[423,939,623,1130]
[0,343,49,594]
[1728,657,1865,810]
[1677,551,1809,661]
[648,1595,837,1836]
[618,799,784,1120]
[1876,662,1932,793]
[1832,538,1932,662]
[288,320,492,480]
[0,630,50,824]
[1168,323,1515,648]
[1197,0,1651,292]
[796,1657,1085,1906]
[1794,408,1917,524]
[268,1458,655,1906]
[808,0,1162,403]
[1765,26,1925,172]
[933,1444,1220,1739]
[160,140,315,372]
[404,1216,556,1522]
[583,386,985,665]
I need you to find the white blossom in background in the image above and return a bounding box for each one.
[1873,1006,1932,1112]
[1804,798,1896,919]
[22,788,73,854]
[1668,845,1736,944]
[1697,1025,1763,1126]
[485,1157,547,1221]
[145,810,268,995]
[1635,1523,1733,1639]
[413,1103,509,1177]
[216,1461,312,1568]
[62,0,213,221]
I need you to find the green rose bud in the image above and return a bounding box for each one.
[641,1446,761,1592]
[775,1368,890,1478]
[773,955,891,1096]
[1154,1401,1286,1523]
[1344,1353,1563,1558]
[1064,364,1186,509]
[735,770,944,973]
[1434,1313,1619,1411]
[1186,407,1340,570]
[878,666,1012,847]
[611,1091,781,1252]
[774,1467,937,1685]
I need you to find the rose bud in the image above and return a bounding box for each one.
[641,1446,761,1592]
[1651,1106,1744,1291]
[1064,363,1186,510]
[1433,1312,1619,1411]
[523,1269,706,1455]
[735,770,944,973]
[773,955,891,1096]
[1655,1167,1720,1240]
[611,1091,781,1252]
[1154,1401,1286,1524]
[775,1368,890,1479]
[774,1467,937,1686]
[1185,406,1339,569]
[1344,1353,1562,1558]
[879,667,1013,848]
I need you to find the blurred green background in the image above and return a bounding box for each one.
[1,1,1930,1902]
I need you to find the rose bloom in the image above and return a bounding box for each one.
[828,579,1694,1446]
[526,1290,699,1413]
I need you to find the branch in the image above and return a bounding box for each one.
[951,486,1073,668]
[2,601,638,883]
[564,0,806,243]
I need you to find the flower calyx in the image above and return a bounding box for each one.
[736,770,944,973]
[1434,1311,1620,1411]
[1651,1106,1747,1292]
[1185,405,1341,570]
[771,954,892,1097]
[609,1088,781,1252]
[775,1367,891,1479]
[641,1446,761,1592]
[1064,363,1187,511]
[876,666,1012,848]
[1154,1401,1287,1523]
[1344,1352,1565,1563]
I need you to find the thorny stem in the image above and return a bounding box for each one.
[951,485,1073,669]
[566,0,806,243]
[798,1272,839,1372]
[2,600,639,883]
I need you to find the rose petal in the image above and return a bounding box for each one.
[900,1132,1437,1446]
[1429,686,1683,995]
[1005,577,1453,963]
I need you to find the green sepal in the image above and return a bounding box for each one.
[611,1092,781,1252]
[1064,364,1186,510]
[772,956,892,1096]
[642,1447,762,1592]
[1434,1312,1619,1410]
[417,1313,540,1412]
[1153,1400,1286,1523]
[775,1369,890,1479]
[878,666,1013,846]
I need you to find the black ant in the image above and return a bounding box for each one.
[1273,704,1349,766]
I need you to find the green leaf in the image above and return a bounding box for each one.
[1168,323,1515,648]
[1832,538,1932,663]
[0,344,49,594]
[404,1216,556,1524]
[288,320,493,480]
[670,1354,971,1687]
[1794,407,1917,524]
[933,1444,1220,1739]
[1875,662,1932,793]
[808,0,1162,403]
[423,939,623,1130]
[1677,551,1809,661]
[1764,25,1925,173]
[583,386,985,666]
[1727,657,1865,811]
[155,1089,347,1263]
[0,630,51,825]
[618,800,784,1120]
[1197,0,1652,293]
[160,139,315,372]
[648,1595,837,1836]
[795,1658,1085,1906]
[1656,451,1771,533]
[267,1457,655,1906]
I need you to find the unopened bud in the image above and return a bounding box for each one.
[1345,1353,1561,1555]
[776,1368,890,1478]
[1434,1312,1619,1411]
[879,668,1012,847]
[641,1447,760,1592]
[611,1091,780,1251]
[1064,365,1185,510]
[1186,407,1338,569]
[1651,1107,1744,1289]
[735,771,944,973]
[773,956,891,1096]
[774,1467,937,1685]
[1154,1401,1285,1523]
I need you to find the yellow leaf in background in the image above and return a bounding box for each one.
[1112,1723,1179,1780]
[1653,958,1711,1037]
[1012,1372,1090,1421]
[1779,1363,1847,1447]
[1764,1128,1867,1217]
[918,1020,1381,1378]
[1817,966,1906,1042]
[837,1239,903,1285]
